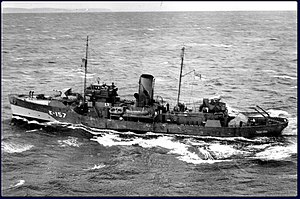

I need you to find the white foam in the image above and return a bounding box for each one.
[12,180,25,187]
[254,143,297,161]
[208,143,250,159]
[267,109,289,117]
[282,117,297,135]
[12,115,49,126]
[12,115,28,121]
[58,137,81,147]
[84,164,105,171]
[244,143,271,151]
[44,121,70,126]
[273,75,297,80]
[2,142,34,153]
[67,124,110,135]
[91,134,231,164]
[25,129,39,133]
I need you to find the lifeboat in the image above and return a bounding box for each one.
[125,110,149,116]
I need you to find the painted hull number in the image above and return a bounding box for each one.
[49,110,66,118]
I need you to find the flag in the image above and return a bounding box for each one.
[194,71,201,80]
[81,58,87,68]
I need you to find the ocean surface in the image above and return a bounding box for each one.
[1,11,297,196]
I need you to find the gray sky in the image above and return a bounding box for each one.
[2,1,297,11]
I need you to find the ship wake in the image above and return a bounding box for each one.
[10,114,297,165]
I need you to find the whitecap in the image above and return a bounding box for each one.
[58,137,81,147]
[2,142,34,153]
[253,143,297,161]
[91,133,132,147]
[84,164,105,171]
[267,109,289,117]
[91,134,232,164]
[25,129,39,133]
[208,143,250,159]
[273,75,297,80]
[12,180,25,187]
[244,143,272,151]
[282,117,297,135]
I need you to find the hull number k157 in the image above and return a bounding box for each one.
[48,110,66,118]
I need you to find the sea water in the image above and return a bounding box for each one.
[1,11,297,196]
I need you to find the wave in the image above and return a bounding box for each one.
[273,75,297,80]
[2,141,34,154]
[25,129,40,133]
[83,164,106,171]
[267,109,289,117]
[11,115,295,164]
[90,131,293,165]
[211,44,232,48]
[252,143,297,161]
[282,117,297,135]
[91,134,228,164]
[58,137,82,147]
[10,180,25,188]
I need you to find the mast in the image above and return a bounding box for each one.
[83,36,89,103]
[177,47,185,106]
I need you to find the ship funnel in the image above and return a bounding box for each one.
[136,74,154,107]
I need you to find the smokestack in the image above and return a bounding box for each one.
[136,74,154,107]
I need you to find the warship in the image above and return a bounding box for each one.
[9,37,288,138]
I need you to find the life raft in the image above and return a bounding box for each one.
[109,107,124,115]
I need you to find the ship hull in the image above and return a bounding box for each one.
[10,104,57,122]
[9,94,288,138]
[79,117,287,138]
